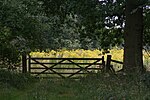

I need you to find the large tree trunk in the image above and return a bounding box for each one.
[123,1,144,74]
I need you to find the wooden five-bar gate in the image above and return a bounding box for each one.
[22,55,123,78]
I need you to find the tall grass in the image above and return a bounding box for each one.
[1,71,150,100]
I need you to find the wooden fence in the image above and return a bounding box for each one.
[105,55,123,73]
[22,55,123,78]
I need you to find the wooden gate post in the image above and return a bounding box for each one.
[106,55,111,72]
[22,53,27,73]
[28,55,31,73]
[101,56,105,71]
[102,56,105,66]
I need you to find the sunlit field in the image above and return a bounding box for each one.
[30,48,150,71]
[30,48,123,60]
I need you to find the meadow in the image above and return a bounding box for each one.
[30,48,150,71]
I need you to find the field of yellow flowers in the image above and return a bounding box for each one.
[30,48,150,71]
[30,48,123,60]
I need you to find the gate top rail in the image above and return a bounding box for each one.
[28,57,104,60]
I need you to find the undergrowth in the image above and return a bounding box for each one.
[0,70,150,100]
[0,69,36,89]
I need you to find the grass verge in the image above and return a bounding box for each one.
[0,70,150,100]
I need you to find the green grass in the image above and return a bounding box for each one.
[1,70,150,100]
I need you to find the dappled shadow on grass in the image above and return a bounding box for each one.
[1,71,150,100]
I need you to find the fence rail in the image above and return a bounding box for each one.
[111,59,123,64]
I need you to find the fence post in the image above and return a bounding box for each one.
[102,56,105,66]
[22,53,27,73]
[28,55,31,73]
[106,55,111,72]
[101,56,105,71]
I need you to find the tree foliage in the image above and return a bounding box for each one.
[0,0,45,65]
[0,0,150,69]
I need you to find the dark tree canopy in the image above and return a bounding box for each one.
[0,0,150,74]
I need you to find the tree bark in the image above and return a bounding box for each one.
[123,0,144,74]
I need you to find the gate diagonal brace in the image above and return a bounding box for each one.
[31,58,49,69]
[35,68,65,78]
[67,59,86,68]
[67,59,101,78]
[48,59,66,69]
[35,59,66,77]
[67,59,92,73]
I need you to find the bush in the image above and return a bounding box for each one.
[0,43,21,69]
